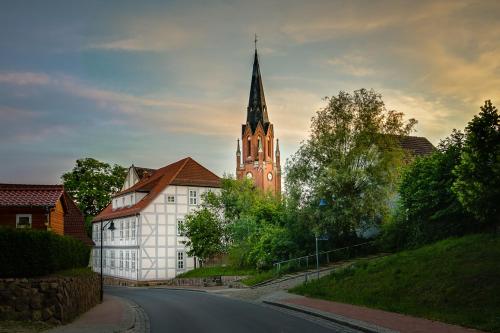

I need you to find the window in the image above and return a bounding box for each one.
[131,252,136,271]
[176,219,184,236]
[177,251,184,270]
[167,195,175,203]
[120,222,124,240]
[125,251,129,271]
[110,250,115,268]
[247,136,251,156]
[121,197,125,207]
[103,250,106,268]
[131,220,136,240]
[111,225,115,241]
[189,190,198,205]
[267,138,271,157]
[125,221,129,240]
[119,251,123,270]
[93,249,98,267]
[103,228,107,243]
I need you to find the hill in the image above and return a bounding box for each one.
[291,233,500,332]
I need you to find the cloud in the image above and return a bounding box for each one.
[86,19,193,52]
[0,72,50,85]
[327,55,375,77]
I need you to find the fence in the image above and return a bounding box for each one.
[273,241,376,275]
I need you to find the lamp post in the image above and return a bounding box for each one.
[100,220,115,303]
[316,198,328,279]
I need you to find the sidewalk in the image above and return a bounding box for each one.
[47,295,147,333]
[263,292,485,333]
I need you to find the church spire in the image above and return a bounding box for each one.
[247,38,269,133]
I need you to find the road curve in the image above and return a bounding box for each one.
[106,286,350,333]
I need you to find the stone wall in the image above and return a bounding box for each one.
[103,275,247,288]
[0,273,99,324]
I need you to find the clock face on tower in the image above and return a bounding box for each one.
[267,172,273,181]
[246,172,253,179]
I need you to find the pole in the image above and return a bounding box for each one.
[100,222,103,303]
[316,236,319,279]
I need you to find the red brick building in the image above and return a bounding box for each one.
[236,48,281,194]
[0,184,92,245]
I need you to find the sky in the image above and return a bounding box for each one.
[1,0,499,184]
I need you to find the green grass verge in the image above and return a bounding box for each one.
[241,269,278,286]
[290,233,500,333]
[176,266,255,278]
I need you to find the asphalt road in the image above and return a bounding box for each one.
[107,287,357,333]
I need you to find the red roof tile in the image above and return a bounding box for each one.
[398,136,435,156]
[0,184,63,207]
[94,157,220,222]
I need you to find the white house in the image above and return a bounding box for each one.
[91,157,220,282]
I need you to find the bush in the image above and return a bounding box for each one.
[0,228,90,278]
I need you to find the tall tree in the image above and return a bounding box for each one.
[286,89,416,240]
[396,130,474,247]
[453,100,500,225]
[62,158,126,235]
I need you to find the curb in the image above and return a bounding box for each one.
[121,298,151,333]
[262,300,396,333]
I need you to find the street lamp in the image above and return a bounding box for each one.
[316,198,328,279]
[100,220,115,303]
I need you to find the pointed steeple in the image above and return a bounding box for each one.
[247,45,269,133]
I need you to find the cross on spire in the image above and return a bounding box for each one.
[254,33,258,50]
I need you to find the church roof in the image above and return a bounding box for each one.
[246,49,270,133]
[93,157,220,221]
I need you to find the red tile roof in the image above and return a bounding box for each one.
[94,157,220,222]
[0,184,64,207]
[398,136,435,156]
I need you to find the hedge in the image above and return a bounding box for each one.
[0,228,90,278]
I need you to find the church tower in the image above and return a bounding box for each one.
[236,44,281,195]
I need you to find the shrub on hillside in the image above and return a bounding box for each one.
[0,228,90,278]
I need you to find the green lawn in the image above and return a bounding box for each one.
[176,266,255,278]
[290,233,500,333]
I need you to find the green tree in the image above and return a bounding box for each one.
[286,89,416,241]
[62,158,126,236]
[182,207,227,262]
[453,100,500,225]
[390,130,474,248]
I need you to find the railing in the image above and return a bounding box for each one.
[273,241,376,275]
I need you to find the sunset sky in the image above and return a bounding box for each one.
[1,0,499,183]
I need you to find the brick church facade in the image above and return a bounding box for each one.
[236,48,281,194]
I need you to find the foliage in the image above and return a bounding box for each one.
[182,207,228,261]
[62,158,126,236]
[0,228,90,278]
[291,233,500,333]
[452,100,500,225]
[176,266,255,278]
[286,89,416,241]
[183,177,291,269]
[62,158,126,216]
[382,130,476,250]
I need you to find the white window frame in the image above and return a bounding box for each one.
[167,195,175,203]
[131,252,136,272]
[189,190,198,205]
[103,249,106,268]
[111,225,115,241]
[119,251,123,270]
[120,222,124,240]
[110,250,115,269]
[176,218,184,236]
[131,220,136,240]
[125,251,129,271]
[177,251,185,270]
[125,221,129,240]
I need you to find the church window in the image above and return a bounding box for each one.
[247,136,251,156]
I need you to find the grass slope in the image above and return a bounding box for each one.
[291,233,500,333]
[176,266,255,278]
